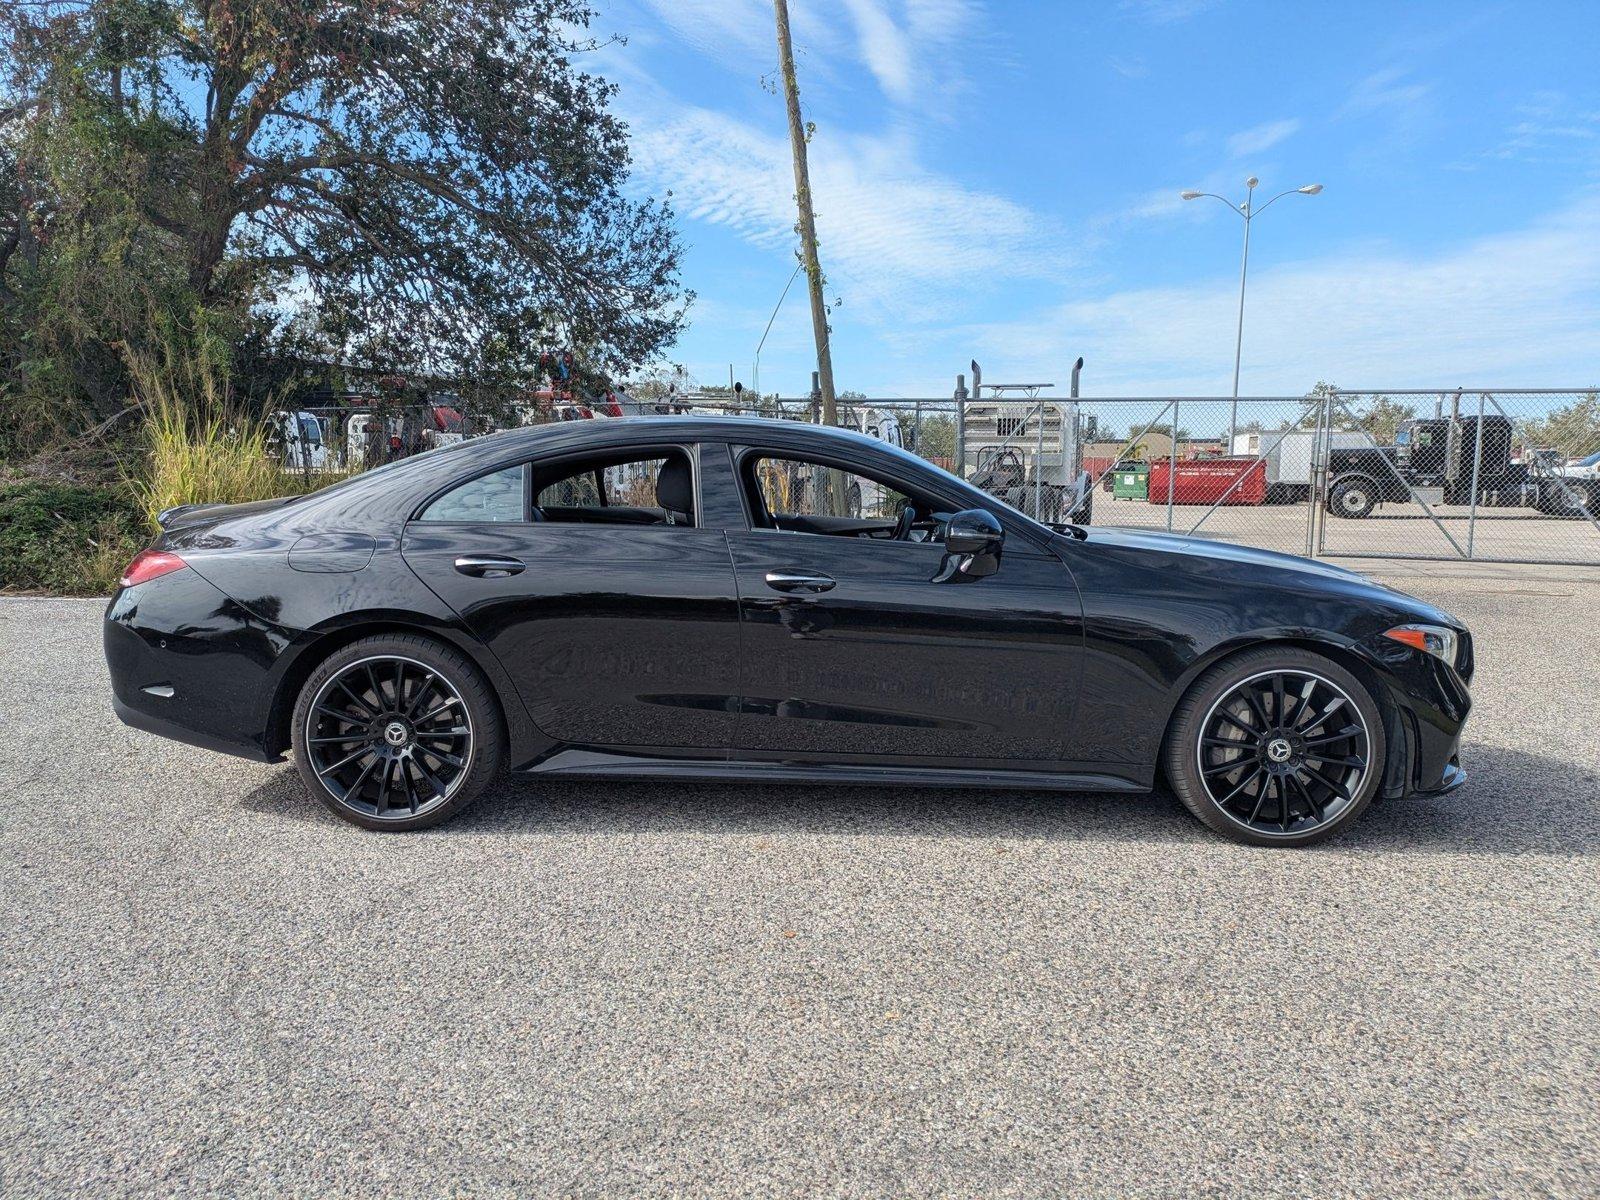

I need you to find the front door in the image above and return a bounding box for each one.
[725,449,1085,767]
[401,448,741,753]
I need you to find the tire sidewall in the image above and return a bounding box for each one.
[1164,647,1388,847]
[290,634,504,831]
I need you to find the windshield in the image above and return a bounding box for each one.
[1578,451,1600,467]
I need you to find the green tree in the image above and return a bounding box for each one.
[1518,393,1600,457]
[2,0,688,445]
[1353,396,1416,445]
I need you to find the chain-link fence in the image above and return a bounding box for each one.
[261,382,1600,567]
[1316,390,1600,566]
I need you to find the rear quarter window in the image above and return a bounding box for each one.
[417,465,526,522]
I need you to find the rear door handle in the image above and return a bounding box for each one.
[454,554,526,578]
[765,570,835,594]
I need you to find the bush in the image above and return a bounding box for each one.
[124,339,288,530]
[0,481,145,595]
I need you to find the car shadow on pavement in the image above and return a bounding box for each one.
[237,741,1599,857]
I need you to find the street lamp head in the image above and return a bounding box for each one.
[1180,190,1202,200]
[1246,176,1259,189]
[1298,183,1324,195]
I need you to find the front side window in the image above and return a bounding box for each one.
[751,457,912,521]
[417,464,526,522]
[744,453,952,542]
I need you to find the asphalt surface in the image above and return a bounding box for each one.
[2,575,1598,1198]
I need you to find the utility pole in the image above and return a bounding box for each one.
[773,0,838,427]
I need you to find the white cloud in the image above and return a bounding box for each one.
[841,0,916,104]
[956,193,1600,394]
[1118,0,1220,24]
[626,103,1063,319]
[1339,66,1432,120]
[633,0,983,107]
[1226,118,1301,159]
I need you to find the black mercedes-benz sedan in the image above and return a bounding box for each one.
[104,417,1471,845]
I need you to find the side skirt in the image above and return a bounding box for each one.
[520,748,1147,793]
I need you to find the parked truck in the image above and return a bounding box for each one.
[961,400,1093,523]
[1230,429,1369,504]
[1324,411,1597,519]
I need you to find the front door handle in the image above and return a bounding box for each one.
[765,570,835,594]
[454,554,526,578]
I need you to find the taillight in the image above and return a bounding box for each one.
[120,550,188,589]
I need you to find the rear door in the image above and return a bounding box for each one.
[400,443,741,754]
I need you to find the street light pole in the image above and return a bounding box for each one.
[1228,178,1257,445]
[1181,178,1323,447]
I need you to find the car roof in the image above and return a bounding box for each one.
[483,415,887,453]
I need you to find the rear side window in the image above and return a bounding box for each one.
[531,450,696,527]
[417,465,526,522]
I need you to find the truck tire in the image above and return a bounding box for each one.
[1538,480,1591,518]
[1328,475,1377,519]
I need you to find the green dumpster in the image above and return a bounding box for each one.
[1112,462,1150,501]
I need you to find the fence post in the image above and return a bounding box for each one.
[809,371,821,424]
[953,373,968,479]
[1166,399,1180,532]
[1466,392,1485,559]
[1306,394,1326,558]
[1034,406,1044,517]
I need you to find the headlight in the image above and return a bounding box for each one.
[1383,623,1459,665]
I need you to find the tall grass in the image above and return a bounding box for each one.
[123,336,289,530]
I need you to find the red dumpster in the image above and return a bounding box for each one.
[1146,458,1266,505]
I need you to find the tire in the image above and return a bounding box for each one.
[1537,480,1590,518]
[1162,647,1387,847]
[1327,476,1377,519]
[290,633,505,831]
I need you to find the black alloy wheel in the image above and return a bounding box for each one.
[291,635,503,830]
[1165,648,1386,846]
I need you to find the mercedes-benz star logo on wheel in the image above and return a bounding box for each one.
[384,721,409,748]
[1266,738,1293,763]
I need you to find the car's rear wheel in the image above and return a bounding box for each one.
[1163,647,1386,847]
[290,634,504,831]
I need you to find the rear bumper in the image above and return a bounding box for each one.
[111,693,278,762]
[104,569,292,762]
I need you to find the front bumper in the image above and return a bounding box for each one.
[104,568,294,762]
[1366,638,1472,800]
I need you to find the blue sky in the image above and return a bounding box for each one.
[591,0,1600,398]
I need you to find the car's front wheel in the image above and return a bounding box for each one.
[290,634,504,831]
[1163,647,1387,847]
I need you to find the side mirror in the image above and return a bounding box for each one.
[934,509,1004,582]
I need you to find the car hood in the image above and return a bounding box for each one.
[1066,523,1459,623]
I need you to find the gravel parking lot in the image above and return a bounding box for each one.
[2,573,1598,1198]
